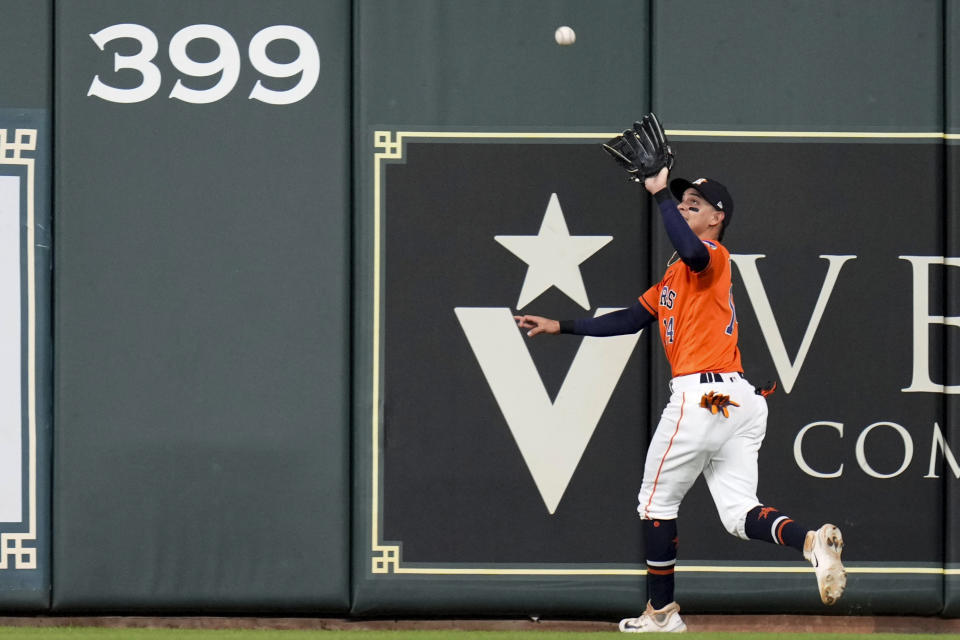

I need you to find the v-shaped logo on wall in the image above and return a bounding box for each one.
[371,132,650,572]
[457,192,640,515]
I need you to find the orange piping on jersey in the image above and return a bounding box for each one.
[639,295,657,316]
[644,393,685,519]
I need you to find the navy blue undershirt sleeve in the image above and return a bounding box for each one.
[653,189,710,272]
[559,302,656,336]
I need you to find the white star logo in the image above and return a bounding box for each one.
[495,193,612,310]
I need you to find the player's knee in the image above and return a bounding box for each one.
[720,516,740,538]
[720,507,752,540]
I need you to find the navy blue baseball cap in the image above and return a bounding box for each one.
[670,177,734,227]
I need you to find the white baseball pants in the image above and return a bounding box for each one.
[637,372,768,539]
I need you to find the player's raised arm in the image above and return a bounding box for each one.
[644,167,710,272]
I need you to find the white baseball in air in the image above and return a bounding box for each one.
[554,25,576,46]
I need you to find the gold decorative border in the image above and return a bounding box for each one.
[369,129,951,576]
[0,128,38,570]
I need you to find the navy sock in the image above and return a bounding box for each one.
[743,505,809,552]
[643,518,678,609]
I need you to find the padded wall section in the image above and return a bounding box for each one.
[0,0,52,611]
[652,0,943,132]
[356,0,649,130]
[651,0,946,616]
[0,0,51,108]
[352,0,654,616]
[945,143,959,617]
[944,0,960,618]
[53,0,351,612]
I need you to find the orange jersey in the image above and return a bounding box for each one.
[639,240,742,377]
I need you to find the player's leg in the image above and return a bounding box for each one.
[637,391,706,598]
[618,518,686,632]
[703,389,846,605]
[637,391,708,522]
[622,392,705,632]
[742,505,810,551]
[703,405,814,547]
[708,475,846,605]
[643,518,679,608]
[700,387,767,539]
[741,503,846,605]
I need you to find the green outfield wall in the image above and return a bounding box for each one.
[353,0,953,618]
[52,0,351,612]
[0,0,955,619]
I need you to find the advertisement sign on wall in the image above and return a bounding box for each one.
[0,111,51,608]
[358,130,952,614]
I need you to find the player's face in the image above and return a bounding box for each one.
[677,188,724,239]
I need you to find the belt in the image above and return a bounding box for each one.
[699,372,742,384]
[670,371,744,393]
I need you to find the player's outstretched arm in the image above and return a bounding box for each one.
[514,315,560,337]
[517,304,655,338]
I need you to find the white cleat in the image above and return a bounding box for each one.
[804,523,846,605]
[619,600,687,633]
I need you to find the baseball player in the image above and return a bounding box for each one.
[514,116,845,632]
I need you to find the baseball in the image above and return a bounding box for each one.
[554,25,576,46]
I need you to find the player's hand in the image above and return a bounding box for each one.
[644,166,669,194]
[514,315,560,337]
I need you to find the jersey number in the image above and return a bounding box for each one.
[663,316,675,343]
[725,286,737,336]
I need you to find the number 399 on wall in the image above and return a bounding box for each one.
[87,24,320,105]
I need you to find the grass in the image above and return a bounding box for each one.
[0,631,958,640]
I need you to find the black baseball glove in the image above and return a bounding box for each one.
[602,112,674,182]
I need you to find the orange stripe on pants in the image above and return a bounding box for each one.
[644,393,685,519]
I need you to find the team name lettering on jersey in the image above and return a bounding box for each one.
[639,241,743,377]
